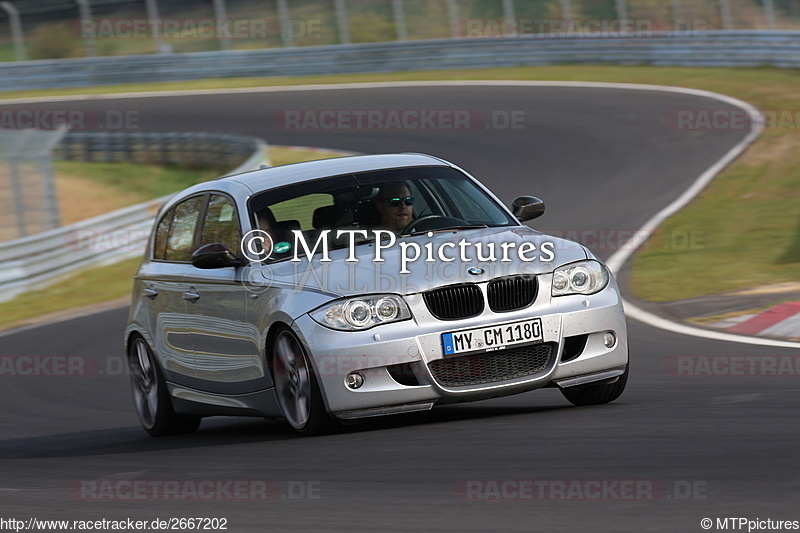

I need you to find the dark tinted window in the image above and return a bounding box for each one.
[164,195,205,262]
[200,194,241,254]
[153,208,173,260]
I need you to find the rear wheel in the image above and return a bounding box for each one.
[560,365,628,406]
[128,336,200,437]
[271,328,336,436]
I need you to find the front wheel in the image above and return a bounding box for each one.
[271,328,336,436]
[128,336,200,437]
[560,365,628,406]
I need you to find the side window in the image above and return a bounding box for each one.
[164,195,205,262]
[200,195,241,254]
[152,207,174,260]
[269,193,333,230]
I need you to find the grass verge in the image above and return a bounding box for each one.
[53,161,222,224]
[0,258,141,332]
[52,146,348,224]
[0,65,797,310]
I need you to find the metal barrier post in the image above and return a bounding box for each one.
[616,0,628,22]
[0,2,25,61]
[502,0,515,22]
[212,0,231,51]
[671,0,682,31]
[334,0,350,44]
[74,0,96,57]
[392,0,408,41]
[0,129,69,239]
[763,0,777,30]
[144,0,165,53]
[7,159,27,237]
[277,0,293,47]
[719,0,733,30]
[446,0,460,38]
[560,0,572,21]
[42,158,61,229]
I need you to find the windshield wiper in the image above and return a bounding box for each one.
[402,224,488,237]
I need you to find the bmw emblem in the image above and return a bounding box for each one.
[467,267,485,276]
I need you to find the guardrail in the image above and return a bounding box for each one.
[0,31,798,91]
[0,132,267,303]
[54,131,263,169]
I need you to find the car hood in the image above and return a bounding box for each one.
[266,226,588,298]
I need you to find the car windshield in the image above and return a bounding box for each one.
[247,165,517,263]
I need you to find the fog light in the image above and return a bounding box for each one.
[346,372,364,389]
[603,331,617,348]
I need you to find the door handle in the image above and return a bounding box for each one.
[142,287,158,299]
[182,289,200,302]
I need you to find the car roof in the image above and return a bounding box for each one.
[157,153,455,215]
[227,153,451,193]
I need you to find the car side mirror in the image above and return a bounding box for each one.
[191,243,246,269]
[511,196,546,222]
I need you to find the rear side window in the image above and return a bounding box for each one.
[153,209,173,260]
[200,194,241,253]
[164,196,205,262]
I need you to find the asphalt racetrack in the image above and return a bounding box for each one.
[1,85,798,532]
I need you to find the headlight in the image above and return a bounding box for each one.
[310,295,412,331]
[551,260,609,296]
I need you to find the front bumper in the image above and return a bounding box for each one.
[294,275,628,419]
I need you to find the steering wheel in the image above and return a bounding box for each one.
[401,215,468,234]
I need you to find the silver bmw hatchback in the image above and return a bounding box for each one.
[125,154,628,436]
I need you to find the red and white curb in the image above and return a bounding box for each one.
[708,302,800,339]
[725,302,800,338]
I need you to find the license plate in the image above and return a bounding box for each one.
[441,318,543,356]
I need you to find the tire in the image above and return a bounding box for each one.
[560,365,628,407]
[128,336,201,437]
[271,327,336,436]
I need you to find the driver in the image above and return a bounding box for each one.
[375,181,414,234]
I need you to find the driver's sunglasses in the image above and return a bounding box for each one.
[381,196,415,207]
